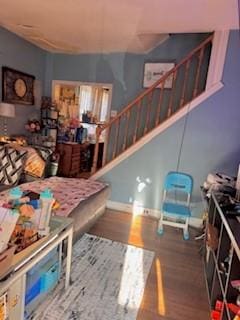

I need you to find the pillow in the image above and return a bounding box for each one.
[8,144,46,179]
[0,145,27,186]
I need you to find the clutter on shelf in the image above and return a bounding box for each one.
[41,97,59,149]
[25,119,42,146]
[25,119,41,134]
[203,172,236,198]
[202,169,240,320]
[0,292,7,320]
[203,171,240,218]
[0,186,57,277]
[0,136,27,146]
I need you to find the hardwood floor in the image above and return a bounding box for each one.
[89,209,210,320]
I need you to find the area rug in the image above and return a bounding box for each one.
[36,234,154,320]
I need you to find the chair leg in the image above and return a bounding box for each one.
[183,217,190,240]
[157,213,164,235]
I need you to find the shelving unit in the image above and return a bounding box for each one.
[0,216,73,320]
[24,250,59,319]
[41,108,59,150]
[204,192,240,320]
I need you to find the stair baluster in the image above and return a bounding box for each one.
[91,125,101,173]
[180,59,191,107]
[102,126,110,167]
[144,91,154,134]
[91,34,213,174]
[133,100,142,143]
[112,117,120,159]
[155,81,165,126]
[167,69,178,118]
[193,47,205,98]
[122,110,130,152]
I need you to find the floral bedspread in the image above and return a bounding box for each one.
[0,177,107,217]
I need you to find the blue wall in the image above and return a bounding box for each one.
[0,28,207,138]
[101,30,240,218]
[0,28,208,136]
[49,34,209,110]
[0,27,47,135]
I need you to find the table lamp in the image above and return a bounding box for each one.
[0,102,15,136]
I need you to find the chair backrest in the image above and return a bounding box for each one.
[164,171,193,195]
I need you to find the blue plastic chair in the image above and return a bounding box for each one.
[157,171,193,240]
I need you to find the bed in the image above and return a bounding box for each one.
[0,177,110,241]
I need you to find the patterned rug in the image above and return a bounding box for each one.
[36,234,154,320]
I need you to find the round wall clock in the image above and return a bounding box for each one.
[2,67,35,105]
[14,79,27,98]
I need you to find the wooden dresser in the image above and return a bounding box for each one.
[57,143,81,177]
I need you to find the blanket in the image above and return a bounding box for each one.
[0,177,107,217]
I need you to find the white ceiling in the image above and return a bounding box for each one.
[0,0,238,54]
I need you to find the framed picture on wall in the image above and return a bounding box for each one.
[143,62,175,89]
[2,67,35,105]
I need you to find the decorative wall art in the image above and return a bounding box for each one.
[2,67,35,105]
[143,62,175,88]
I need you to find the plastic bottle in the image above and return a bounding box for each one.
[8,187,23,201]
[38,189,54,236]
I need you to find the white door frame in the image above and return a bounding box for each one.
[51,80,113,121]
[206,30,229,89]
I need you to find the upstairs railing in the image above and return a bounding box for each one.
[91,34,213,174]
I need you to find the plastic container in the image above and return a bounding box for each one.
[49,162,58,176]
[25,250,59,306]
[8,187,23,200]
[27,248,58,276]
[40,261,59,292]
[38,189,54,236]
[25,278,41,305]
[0,245,16,279]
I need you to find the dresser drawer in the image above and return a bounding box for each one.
[71,162,80,171]
[72,145,81,155]
[57,143,82,177]
[71,154,80,162]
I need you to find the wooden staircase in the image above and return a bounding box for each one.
[91,34,213,175]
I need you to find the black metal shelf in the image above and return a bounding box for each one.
[41,107,59,150]
[204,193,240,320]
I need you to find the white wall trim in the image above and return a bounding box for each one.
[106,200,203,229]
[91,81,223,180]
[206,30,229,89]
[52,79,113,91]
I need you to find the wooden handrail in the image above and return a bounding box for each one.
[100,34,213,131]
[91,34,213,173]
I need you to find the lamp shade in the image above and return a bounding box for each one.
[0,102,15,118]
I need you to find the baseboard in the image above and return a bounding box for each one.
[106,200,203,229]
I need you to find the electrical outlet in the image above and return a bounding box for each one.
[143,209,149,215]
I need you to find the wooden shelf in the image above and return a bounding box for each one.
[0,216,73,320]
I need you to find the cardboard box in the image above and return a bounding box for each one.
[0,208,19,253]
[0,292,7,320]
[0,245,16,279]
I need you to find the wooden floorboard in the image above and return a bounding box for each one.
[89,209,210,320]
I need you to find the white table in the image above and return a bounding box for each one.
[0,216,73,320]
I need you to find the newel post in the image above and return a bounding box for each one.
[91,125,101,174]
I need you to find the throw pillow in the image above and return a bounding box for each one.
[0,145,27,186]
